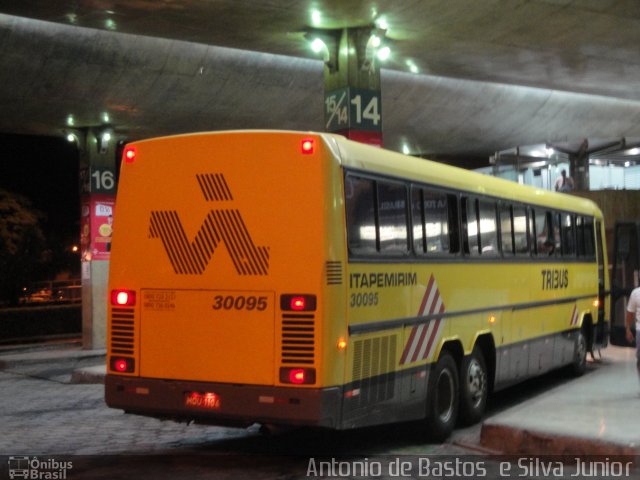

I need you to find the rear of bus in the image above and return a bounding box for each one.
[105,131,348,428]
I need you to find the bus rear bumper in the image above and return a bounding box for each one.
[105,374,342,429]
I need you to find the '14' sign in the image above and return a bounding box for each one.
[324,88,382,132]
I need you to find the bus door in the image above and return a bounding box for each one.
[595,221,608,349]
[610,222,640,347]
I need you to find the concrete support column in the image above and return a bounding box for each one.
[569,151,590,191]
[78,127,118,349]
[319,26,384,147]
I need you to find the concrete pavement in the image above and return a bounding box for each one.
[1,342,639,456]
[480,346,640,455]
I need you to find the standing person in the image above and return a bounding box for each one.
[626,286,640,382]
[554,169,574,192]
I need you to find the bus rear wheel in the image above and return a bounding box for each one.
[459,346,488,425]
[425,351,459,441]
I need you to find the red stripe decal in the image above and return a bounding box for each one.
[400,274,446,365]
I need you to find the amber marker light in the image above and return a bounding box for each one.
[489,315,497,324]
[337,338,347,350]
[593,298,601,308]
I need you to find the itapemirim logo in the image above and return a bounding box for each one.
[148,173,270,276]
[7,456,72,479]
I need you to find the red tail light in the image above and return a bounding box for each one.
[123,145,137,163]
[291,296,306,311]
[110,356,135,373]
[301,138,315,154]
[111,289,136,306]
[290,369,306,384]
[114,359,128,372]
[280,367,316,385]
[280,294,316,312]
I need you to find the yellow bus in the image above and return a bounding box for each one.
[105,130,609,440]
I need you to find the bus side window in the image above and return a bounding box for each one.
[411,187,426,254]
[552,212,562,256]
[415,188,459,255]
[513,206,529,255]
[576,216,585,257]
[478,200,498,255]
[463,197,480,256]
[423,190,445,254]
[377,181,409,254]
[345,175,377,256]
[561,213,576,257]
[534,209,555,256]
[425,190,456,254]
[447,194,460,254]
[500,204,514,256]
[528,208,537,256]
[583,216,596,258]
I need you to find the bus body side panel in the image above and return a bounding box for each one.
[335,175,603,429]
[340,262,425,429]
[339,259,601,429]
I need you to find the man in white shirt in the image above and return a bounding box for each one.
[554,169,574,192]
[625,286,640,381]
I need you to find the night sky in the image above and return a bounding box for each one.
[0,133,80,249]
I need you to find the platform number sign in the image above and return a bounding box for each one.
[80,165,117,194]
[325,87,382,132]
[91,166,116,194]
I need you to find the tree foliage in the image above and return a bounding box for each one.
[0,189,48,304]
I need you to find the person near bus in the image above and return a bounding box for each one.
[625,286,640,382]
[554,169,574,192]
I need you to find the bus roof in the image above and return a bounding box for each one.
[325,132,602,218]
[128,129,602,218]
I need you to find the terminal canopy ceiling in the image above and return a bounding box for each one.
[1,0,640,161]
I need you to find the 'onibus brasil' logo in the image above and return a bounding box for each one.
[149,173,269,275]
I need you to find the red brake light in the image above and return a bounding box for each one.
[111,289,136,306]
[280,294,316,312]
[109,356,135,373]
[115,359,128,372]
[291,296,306,311]
[290,369,306,384]
[123,145,137,163]
[279,367,316,385]
[301,138,315,154]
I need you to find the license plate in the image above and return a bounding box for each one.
[184,391,221,410]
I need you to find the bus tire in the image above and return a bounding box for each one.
[425,351,459,441]
[570,328,587,376]
[459,346,488,425]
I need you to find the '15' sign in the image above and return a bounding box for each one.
[324,87,382,132]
